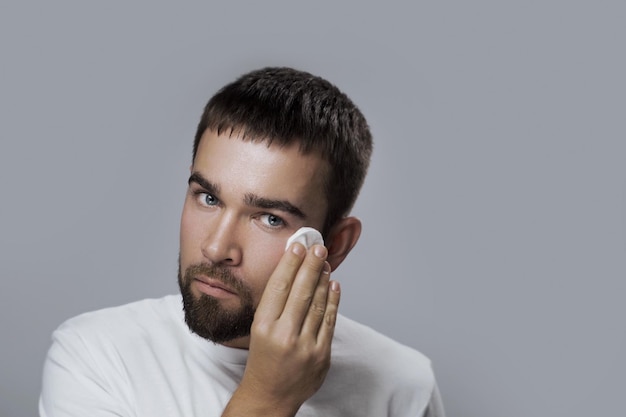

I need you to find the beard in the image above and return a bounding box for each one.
[178,260,255,344]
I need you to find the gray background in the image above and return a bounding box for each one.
[1,1,624,416]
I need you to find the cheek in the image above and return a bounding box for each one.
[243,237,289,303]
[179,202,203,258]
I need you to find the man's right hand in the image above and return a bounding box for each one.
[222,242,340,417]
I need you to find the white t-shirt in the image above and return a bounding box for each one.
[40,295,445,417]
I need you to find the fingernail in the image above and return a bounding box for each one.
[322,262,331,275]
[313,245,326,258]
[291,242,305,256]
[330,280,340,292]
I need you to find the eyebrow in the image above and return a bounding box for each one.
[188,172,219,195]
[188,172,306,219]
[244,193,306,219]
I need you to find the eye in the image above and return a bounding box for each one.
[259,213,285,228]
[196,192,218,207]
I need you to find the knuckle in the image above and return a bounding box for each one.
[295,292,314,305]
[285,258,301,270]
[268,280,290,293]
[303,254,325,272]
[309,301,326,317]
[251,320,271,337]
[307,347,330,370]
[276,333,299,351]
[324,310,337,327]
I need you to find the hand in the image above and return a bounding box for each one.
[222,242,340,416]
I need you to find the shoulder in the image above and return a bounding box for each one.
[333,314,433,372]
[41,295,188,415]
[61,294,180,325]
[327,315,436,411]
[51,295,185,351]
[309,315,439,416]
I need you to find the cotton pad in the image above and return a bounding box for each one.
[285,227,324,251]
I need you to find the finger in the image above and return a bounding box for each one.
[255,242,307,321]
[300,261,331,336]
[280,244,327,327]
[317,280,340,347]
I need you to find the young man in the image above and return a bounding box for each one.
[40,67,445,416]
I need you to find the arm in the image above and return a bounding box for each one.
[222,242,340,417]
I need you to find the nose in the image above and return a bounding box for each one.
[201,211,243,266]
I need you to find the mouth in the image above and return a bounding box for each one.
[193,276,239,299]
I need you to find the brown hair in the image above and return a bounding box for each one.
[193,67,373,233]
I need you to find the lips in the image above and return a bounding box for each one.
[193,276,238,298]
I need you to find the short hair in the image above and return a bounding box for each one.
[193,67,373,234]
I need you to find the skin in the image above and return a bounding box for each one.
[180,129,362,415]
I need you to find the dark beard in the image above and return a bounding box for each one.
[178,261,255,344]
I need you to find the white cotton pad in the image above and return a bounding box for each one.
[285,227,324,251]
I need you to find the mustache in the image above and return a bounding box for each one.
[183,263,246,294]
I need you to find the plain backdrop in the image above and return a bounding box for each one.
[1,1,625,416]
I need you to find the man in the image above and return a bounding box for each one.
[40,67,445,416]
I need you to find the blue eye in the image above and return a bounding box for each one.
[260,214,285,228]
[198,192,218,206]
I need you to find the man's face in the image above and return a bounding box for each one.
[179,130,329,348]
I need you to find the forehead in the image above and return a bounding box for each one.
[193,130,329,218]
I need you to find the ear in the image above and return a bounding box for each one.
[326,216,362,271]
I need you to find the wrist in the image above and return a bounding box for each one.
[222,385,302,417]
